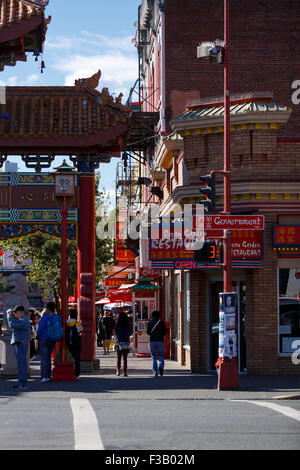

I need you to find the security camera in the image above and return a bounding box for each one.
[197,40,225,63]
[208,46,219,57]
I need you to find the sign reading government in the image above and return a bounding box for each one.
[195,214,264,231]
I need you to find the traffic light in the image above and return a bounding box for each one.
[200,173,216,213]
[194,241,216,262]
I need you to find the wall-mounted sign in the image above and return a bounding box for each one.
[273,225,300,247]
[149,229,263,264]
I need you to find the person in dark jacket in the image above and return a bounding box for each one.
[147,310,167,377]
[66,309,83,380]
[115,311,131,376]
[101,310,114,355]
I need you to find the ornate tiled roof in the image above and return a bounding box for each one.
[0,84,130,140]
[172,95,292,133]
[0,0,50,70]
[0,0,45,31]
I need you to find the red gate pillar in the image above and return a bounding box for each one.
[77,160,98,372]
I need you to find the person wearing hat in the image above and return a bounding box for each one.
[7,305,30,390]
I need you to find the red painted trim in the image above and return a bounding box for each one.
[0,15,43,44]
[277,138,300,143]
[0,122,127,151]
[186,96,273,111]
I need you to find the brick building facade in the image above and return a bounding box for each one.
[131,0,300,375]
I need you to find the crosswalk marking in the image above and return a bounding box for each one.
[70,398,104,450]
[231,400,300,423]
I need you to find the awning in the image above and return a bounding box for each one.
[95,297,111,305]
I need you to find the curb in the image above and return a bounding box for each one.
[273,394,300,400]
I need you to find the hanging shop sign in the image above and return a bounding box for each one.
[114,243,136,263]
[114,218,136,262]
[104,277,133,288]
[218,292,238,359]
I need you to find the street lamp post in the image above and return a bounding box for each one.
[52,160,76,382]
[197,0,238,389]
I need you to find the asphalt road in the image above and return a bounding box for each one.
[0,393,300,450]
[0,352,300,451]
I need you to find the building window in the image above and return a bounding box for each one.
[184,271,190,347]
[164,274,170,322]
[278,268,300,355]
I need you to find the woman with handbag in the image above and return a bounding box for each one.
[147,310,168,377]
[115,311,131,377]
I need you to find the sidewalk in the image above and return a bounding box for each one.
[1,347,300,401]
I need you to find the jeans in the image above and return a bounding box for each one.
[40,339,56,379]
[116,346,129,372]
[150,341,164,376]
[14,342,28,387]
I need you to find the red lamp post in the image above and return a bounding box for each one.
[52,160,76,382]
[197,0,238,389]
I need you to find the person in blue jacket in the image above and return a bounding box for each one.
[7,305,30,390]
[37,302,57,383]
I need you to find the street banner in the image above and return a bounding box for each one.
[218,292,237,359]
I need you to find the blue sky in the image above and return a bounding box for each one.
[1,0,141,203]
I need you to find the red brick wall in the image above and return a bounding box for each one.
[164,0,300,138]
[179,125,300,374]
[183,128,300,184]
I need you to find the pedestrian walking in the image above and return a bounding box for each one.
[96,312,104,347]
[66,308,83,380]
[37,301,62,383]
[7,305,30,390]
[147,310,168,377]
[101,310,114,355]
[115,311,131,376]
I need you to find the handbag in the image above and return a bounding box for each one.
[119,341,130,350]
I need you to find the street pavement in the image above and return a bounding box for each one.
[0,348,300,451]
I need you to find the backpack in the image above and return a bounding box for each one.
[47,314,64,343]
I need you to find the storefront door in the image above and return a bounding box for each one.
[209,281,246,373]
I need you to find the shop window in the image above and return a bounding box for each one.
[184,271,190,346]
[278,268,300,354]
[165,275,170,322]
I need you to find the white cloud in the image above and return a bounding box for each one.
[47,31,138,100]
[26,73,39,84]
[7,76,18,86]
[53,53,137,100]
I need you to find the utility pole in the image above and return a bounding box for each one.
[223,0,232,293]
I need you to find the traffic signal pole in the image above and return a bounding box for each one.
[217,0,238,390]
[223,0,232,293]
